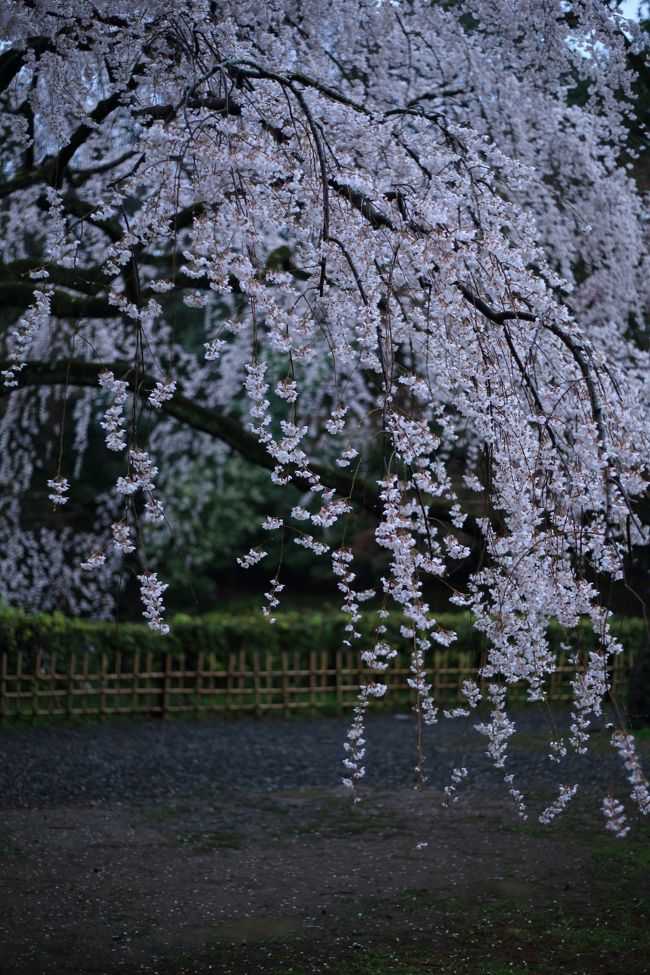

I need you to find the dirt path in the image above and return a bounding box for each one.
[1,715,649,974]
[2,784,648,975]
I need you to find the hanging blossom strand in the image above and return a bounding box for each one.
[137,571,169,635]
[47,476,69,506]
[98,371,128,452]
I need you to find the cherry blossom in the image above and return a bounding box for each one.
[0,0,647,827]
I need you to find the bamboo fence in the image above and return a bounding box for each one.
[0,645,631,721]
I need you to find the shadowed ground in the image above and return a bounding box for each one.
[1,714,648,974]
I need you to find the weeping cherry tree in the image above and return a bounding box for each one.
[0,0,649,832]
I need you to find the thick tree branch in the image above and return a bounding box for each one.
[0,61,145,200]
[456,285,536,325]
[0,36,53,92]
[0,284,115,319]
[0,90,124,199]
[133,96,242,122]
[0,359,389,519]
[0,259,110,295]
[56,192,125,243]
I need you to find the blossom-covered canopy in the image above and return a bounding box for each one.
[0,0,648,828]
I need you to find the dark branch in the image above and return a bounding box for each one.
[0,36,53,92]
[0,259,110,295]
[133,96,242,122]
[457,285,536,325]
[0,284,115,319]
[0,65,143,199]
[0,359,388,519]
[330,179,539,325]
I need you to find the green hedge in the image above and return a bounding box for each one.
[0,606,478,662]
[0,605,645,668]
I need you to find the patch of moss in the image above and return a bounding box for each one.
[142,803,190,824]
[178,829,243,852]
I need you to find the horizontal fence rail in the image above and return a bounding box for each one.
[0,646,632,721]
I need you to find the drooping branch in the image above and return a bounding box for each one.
[0,0,645,816]
[329,178,540,325]
[57,192,125,243]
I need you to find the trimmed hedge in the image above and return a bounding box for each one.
[0,606,477,663]
[0,605,646,669]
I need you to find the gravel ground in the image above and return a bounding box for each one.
[1,711,648,975]
[0,709,633,808]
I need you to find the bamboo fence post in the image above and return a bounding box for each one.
[0,652,6,720]
[282,650,289,717]
[146,651,154,714]
[309,650,316,714]
[210,651,218,712]
[253,650,261,716]
[179,651,185,712]
[32,652,41,722]
[296,650,302,711]
[82,651,90,714]
[265,650,272,711]
[335,649,342,707]
[227,652,235,712]
[207,650,216,711]
[222,652,229,712]
[195,650,201,717]
[67,652,75,719]
[132,650,140,714]
[238,649,246,711]
[162,652,172,718]
[47,651,54,717]
[100,652,108,719]
[16,651,23,719]
[115,650,122,714]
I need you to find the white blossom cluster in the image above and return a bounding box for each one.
[111,522,135,555]
[262,578,284,622]
[80,551,106,572]
[129,448,158,492]
[475,685,516,769]
[236,547,268,570]
[148,378,176,409]
[602,796,630,839]
[2,289,52,387]
[442,765,469,806]
[98,371,129,452]
[47,476,69,506]
[342,685,370,797]
[611,732,650,817]
[332,547,370,641]
[115,448,165,525]
[137,571,169,634]
[293,534,329,556]
[539,785,578,825]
